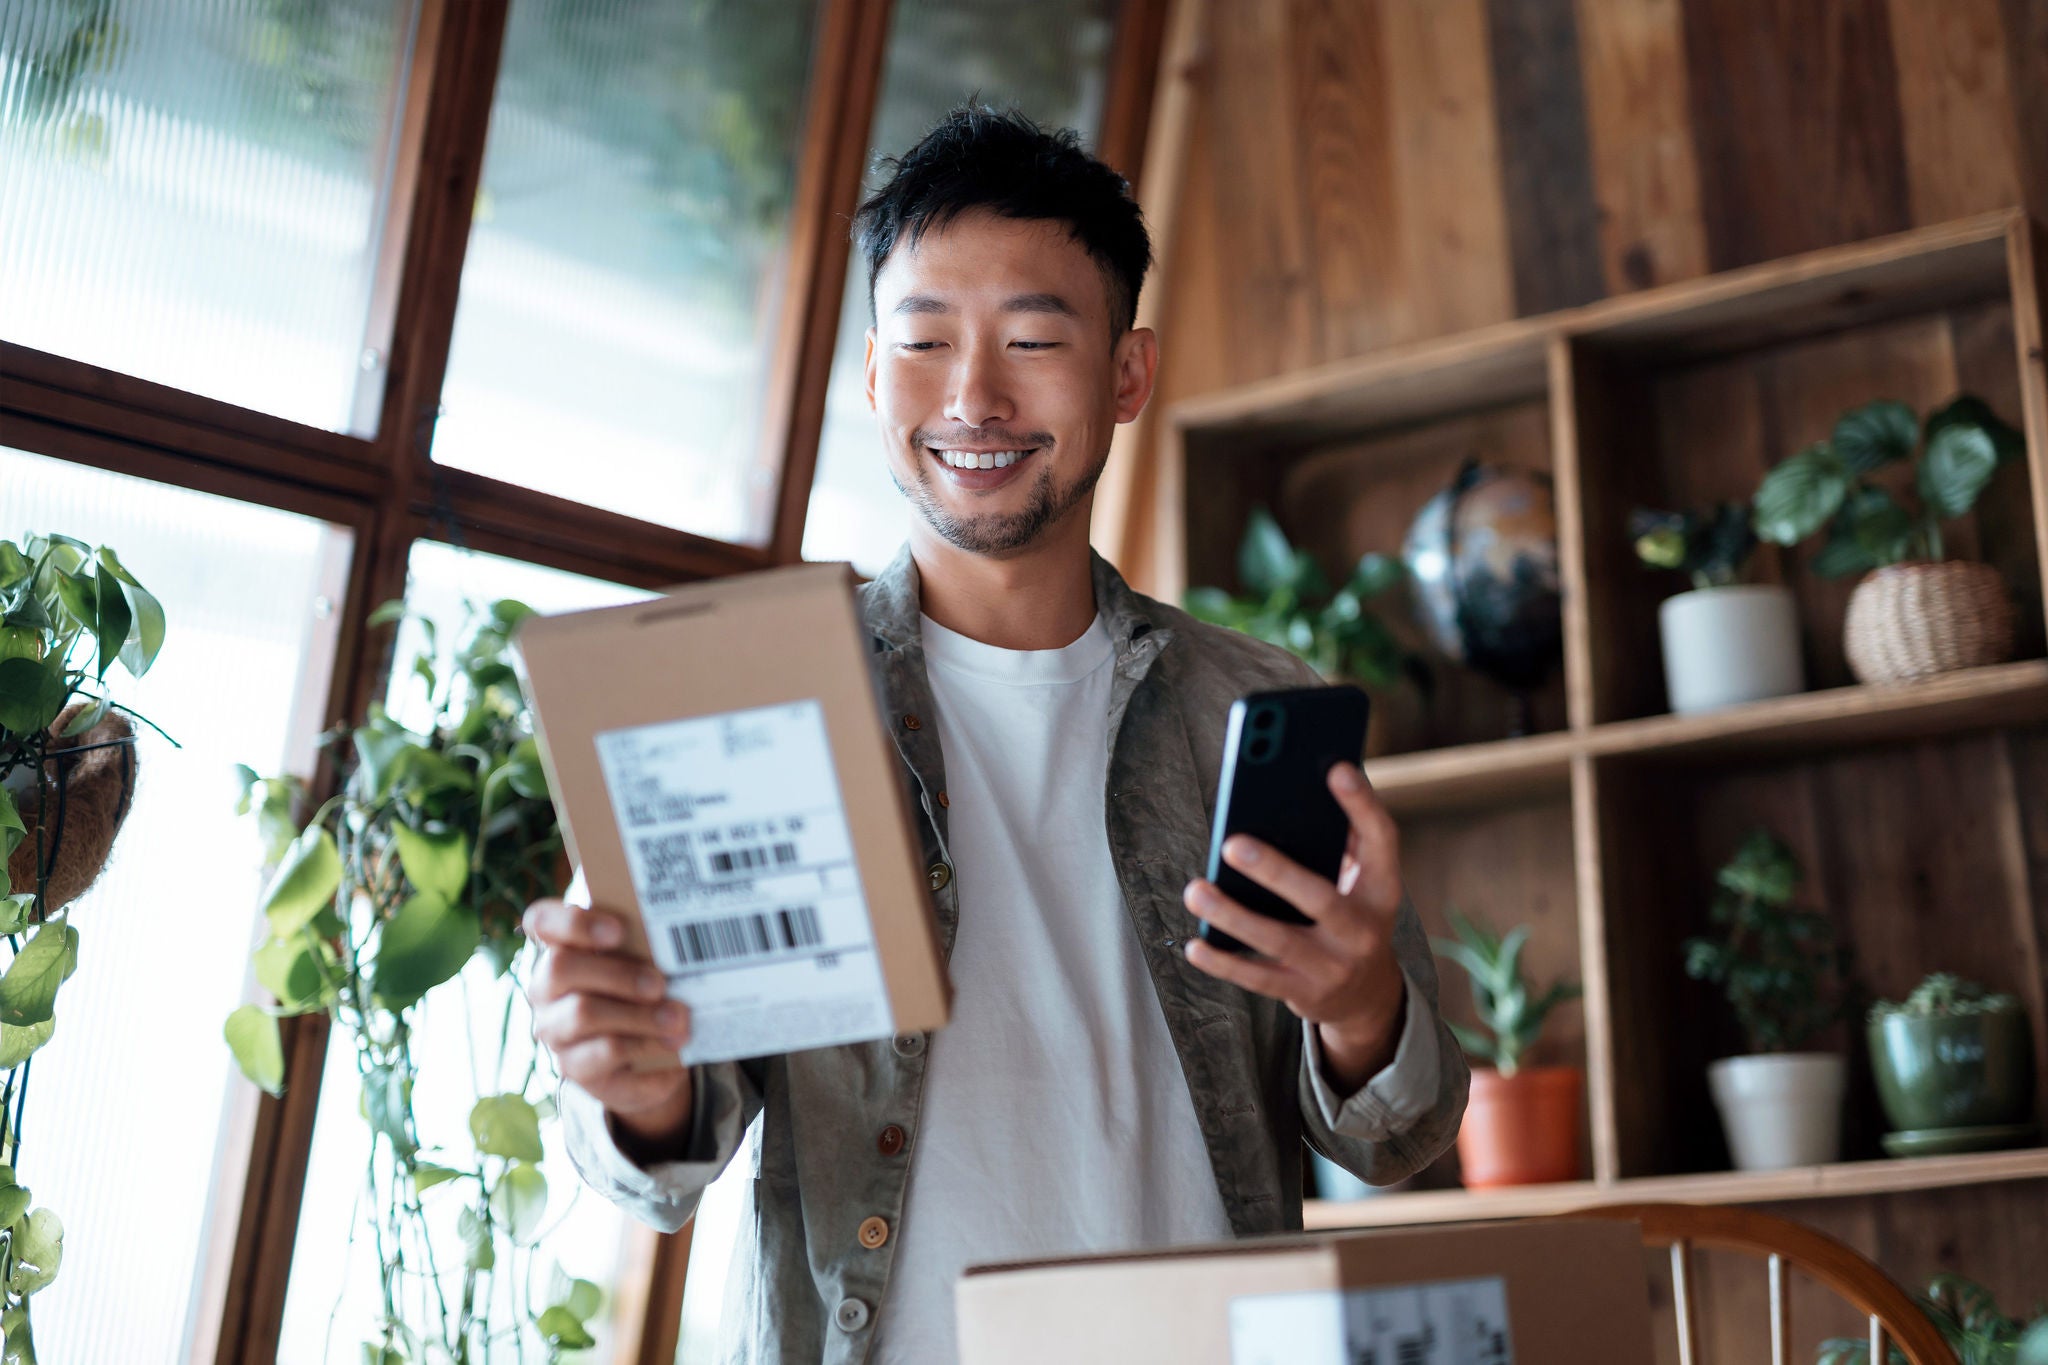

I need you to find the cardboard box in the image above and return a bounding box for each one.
[956,1219,1653,1365]
[515,563,949,1065]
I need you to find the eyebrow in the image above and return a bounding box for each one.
[890,292,1082,319]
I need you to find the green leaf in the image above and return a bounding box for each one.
[253,936,325,1011]
[58,694,109,737]
[0,1021,54,1069]
[51,571,94,634]
[352,726,411,802]
[1810,531,1879,580]
[1446,1020,1495,1064]
[372,891,479,1010]
[0,1185,31,1229]
[558,1277,603,1323]
[1925,395,2025,463]
[1842,487,1916,566]
[1919,423,1999,521]
[489,598,537,631]
[224,1005,285,1095]
[411,1162,463,1194]
[261,826,341,936]
[0,789,22,864]
[505,739,549,800]
[469,1094,544,1163]
[366,599,407,628]
[1236,508,1296,596]
[489,1160,548,1243]
[0,544,27,594]
[1754,444,1851,545]
[0,1304,34,1365]
[114,577,165,677]
[0,897,31,936]
[535,1305,595,1350]
[0,923,78,1027]
[457,1206,495,1271]
[1182,587,1240,625]
[361,1064,416,1155]
[9,1207,61,1295]
[1348,552,1403,600]
[1832,400,1917,474]
[0,655,71,734]
[89,563,130,680]
[360,1346,406,1365]
[392,825,470,903]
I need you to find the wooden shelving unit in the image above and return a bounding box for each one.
[1169,210,2048,1236]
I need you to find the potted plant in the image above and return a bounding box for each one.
[1185,507,1430,753]
[224,596,606,1362]
[1869,973,2036,1157]
[1432,907,1583,1188]
[1683,829,1856,1171]
[1819,1273,2048,1365]
[0,532,168,1364]
[1630,501,1805,714]
[1754,395,2025,684]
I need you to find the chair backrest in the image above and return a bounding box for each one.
[1566,1202,1958,1365]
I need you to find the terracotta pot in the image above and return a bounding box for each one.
[1456,1065,1583,1189]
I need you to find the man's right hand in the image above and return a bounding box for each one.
[525,895,696,1153]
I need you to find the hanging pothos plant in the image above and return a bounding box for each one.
[0,533,169,1365]
[225,597,605,1363]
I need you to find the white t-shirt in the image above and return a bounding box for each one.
[870,614,1234,1363]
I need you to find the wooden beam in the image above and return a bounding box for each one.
[1097,0,1173,185]
[205,3,512,1360]
[761,0,896,564]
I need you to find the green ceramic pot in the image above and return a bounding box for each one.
[1868,1008,2035,1132]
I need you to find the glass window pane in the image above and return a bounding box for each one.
[798,0,1122,574]
[0,445,348,1363]
[0,1,417,432]
[432,0,824,546]
[279,541,655,1365]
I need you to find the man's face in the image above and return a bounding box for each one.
[864,209,1154,557]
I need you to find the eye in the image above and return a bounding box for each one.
[1011,340,1060,351]
[896,340,942,352]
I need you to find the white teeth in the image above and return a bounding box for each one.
[938,449,1029,470]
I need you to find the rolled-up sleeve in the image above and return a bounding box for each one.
[557,1061,758,1233]
[1296,891,1469,1185]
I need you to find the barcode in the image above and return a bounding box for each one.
[708,842,799,875]
[668,906,823,964]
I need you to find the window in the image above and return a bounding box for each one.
[279,541,653,1364]
[431,0,825,544]
[0,445,347,1363]
[799,0,1122,574]
[0,0,418,432]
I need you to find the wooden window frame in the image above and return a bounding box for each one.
[0,1,1166,1360]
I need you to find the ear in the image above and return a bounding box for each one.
[1111,326,1159,425]
[863,328,879,413]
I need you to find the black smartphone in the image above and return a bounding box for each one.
[1196,686,1371,955]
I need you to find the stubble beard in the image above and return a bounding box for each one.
[891,440,1109,556]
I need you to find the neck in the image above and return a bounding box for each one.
[909,506,1098,651]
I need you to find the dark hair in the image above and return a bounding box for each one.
[854,105,1152,333]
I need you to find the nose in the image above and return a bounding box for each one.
[943,341,1014,430]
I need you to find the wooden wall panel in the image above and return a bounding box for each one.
[1486,0,1606,314]
[1885,0,2027,225]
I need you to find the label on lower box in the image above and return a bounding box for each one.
[594,699,890,1064]
[1229,1275,1513,1365]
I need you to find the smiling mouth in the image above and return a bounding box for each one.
[929,446,1038,470]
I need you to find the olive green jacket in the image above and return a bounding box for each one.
[560,547,1468,1364]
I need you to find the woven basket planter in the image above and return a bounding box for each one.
[3,703,139,913]
[1843,561,2016,684]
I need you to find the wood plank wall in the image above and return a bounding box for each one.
[1118,0,2048,595]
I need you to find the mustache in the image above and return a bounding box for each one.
[913,426,1055,451]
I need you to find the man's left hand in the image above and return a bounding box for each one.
[1182,761,1407,1094]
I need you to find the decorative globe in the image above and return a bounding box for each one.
[1401,458,1563,695]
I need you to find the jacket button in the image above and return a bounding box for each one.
[902,713,921,731]
[834,1297,870,1332]
[937,789,949,808]
[877,1124,906,1156]
[858,1215,890,1249]
[927,862,952,892]
[892,1032,925,1057]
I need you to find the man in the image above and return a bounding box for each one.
[524,107,1467,1364]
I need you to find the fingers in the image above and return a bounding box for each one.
[1215,836,1347,927]
[524,897,629,951]
[534,992,688,1049]
[1183,879,1313,965]
[555,1034,689,1094]
[529,944,667,1007]
[1326,763,1402,911]
[1183,934,1300,1001]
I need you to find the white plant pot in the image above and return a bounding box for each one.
[1658,585,1805,715]
[1708,1053,1845,1171]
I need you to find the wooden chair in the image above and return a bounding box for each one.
[1567,1202,1958,1365]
